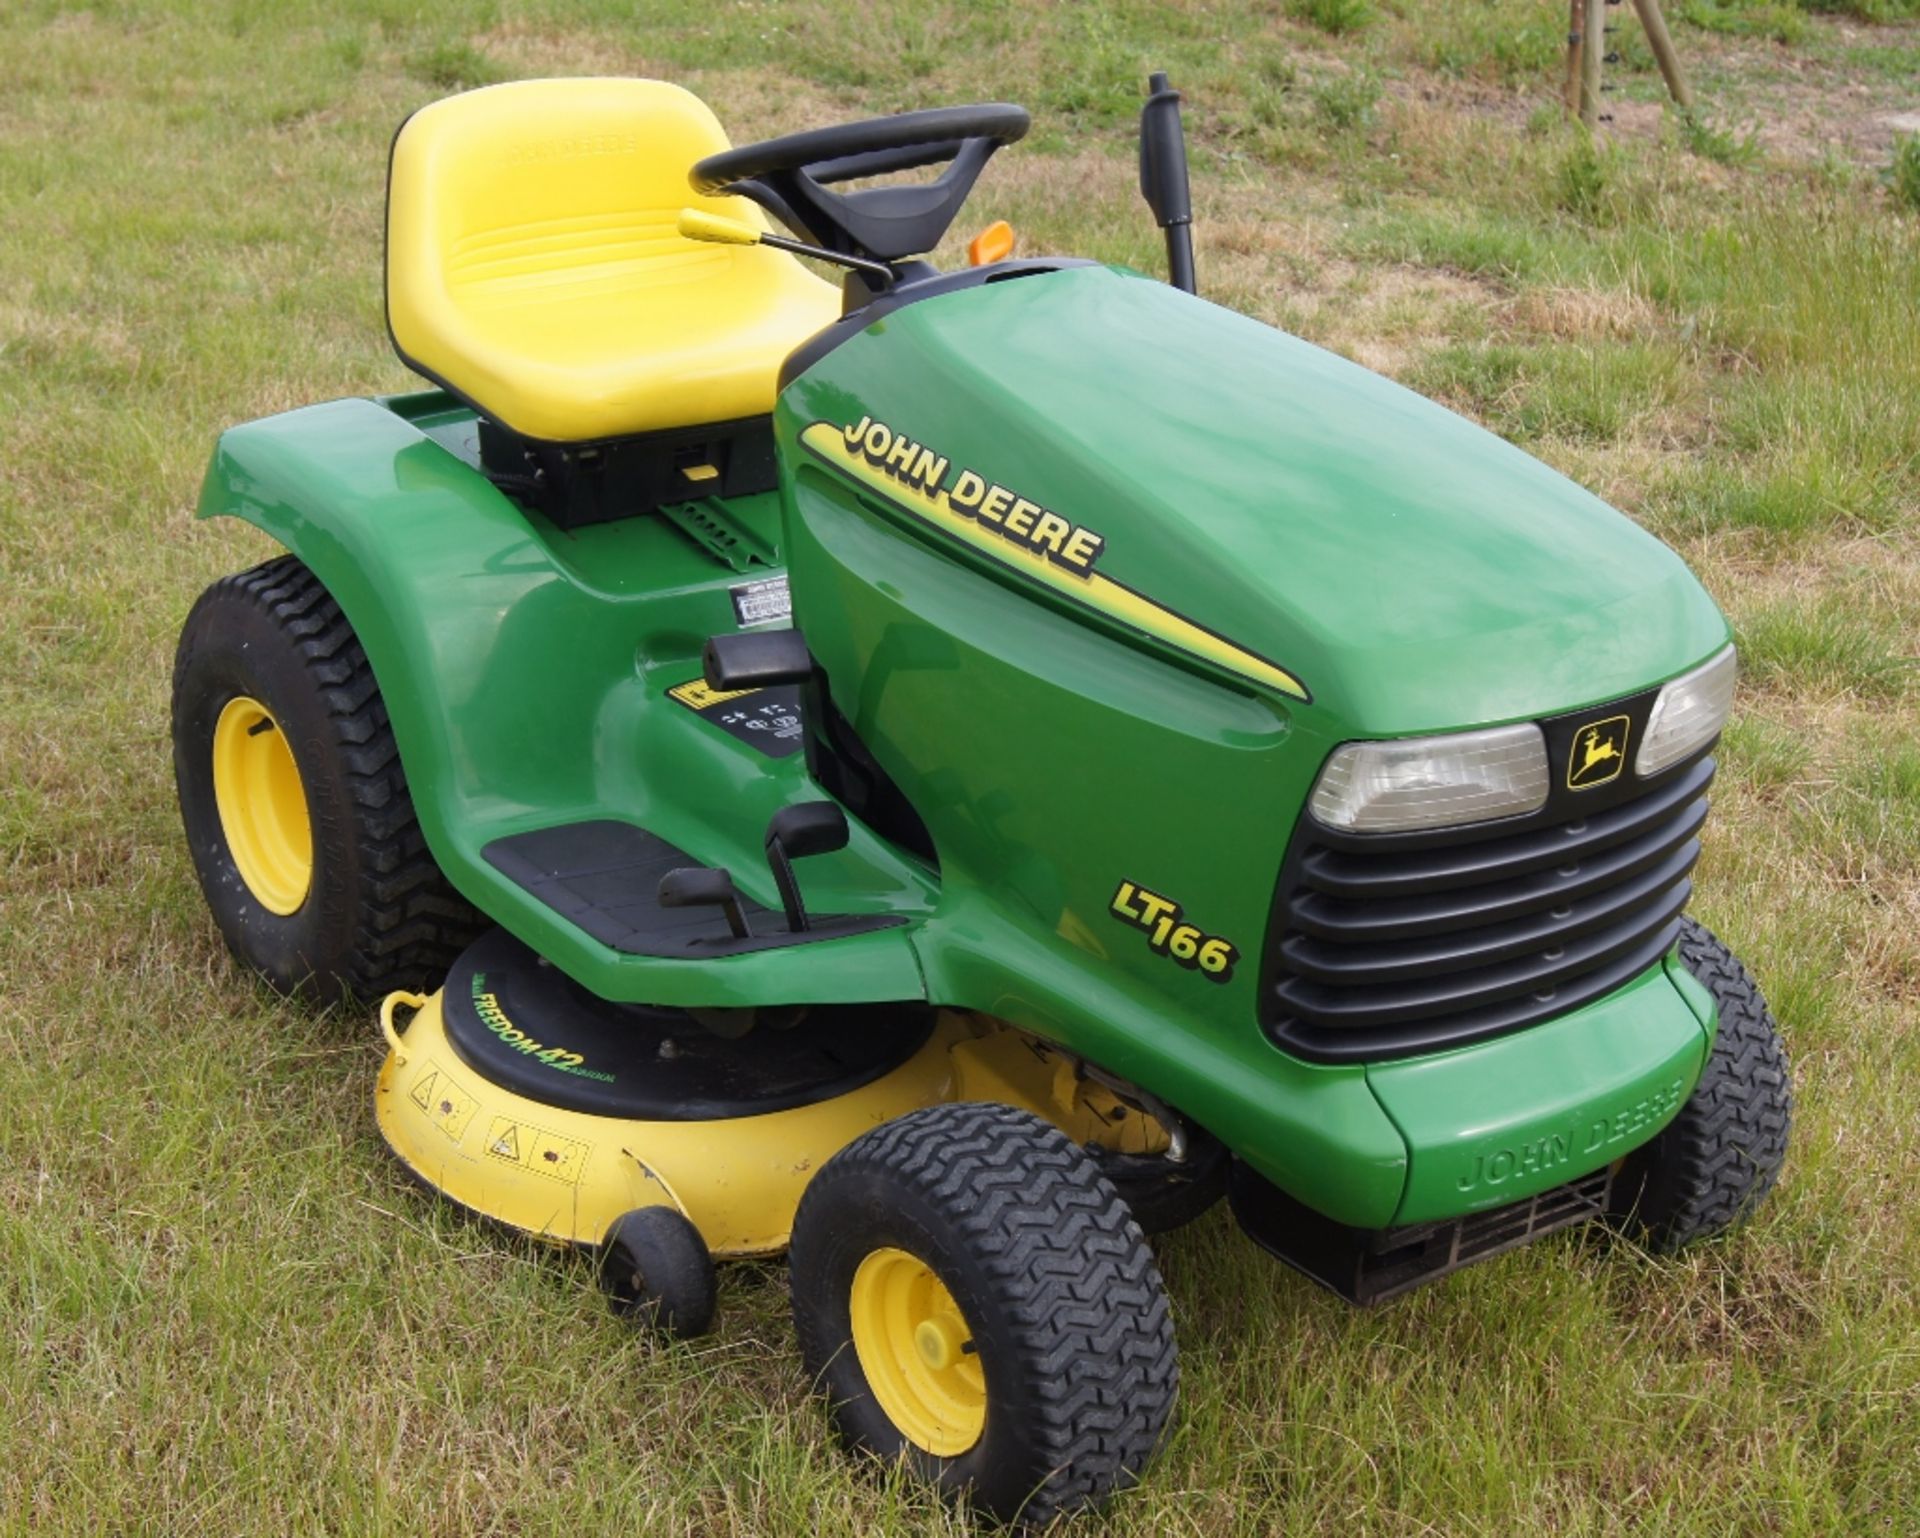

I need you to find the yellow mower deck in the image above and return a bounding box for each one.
[375,966,1171,1258]
[376,991,971,1255]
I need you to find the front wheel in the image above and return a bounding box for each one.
[1618,918,1792,1252]
[788,1103,1177,1526]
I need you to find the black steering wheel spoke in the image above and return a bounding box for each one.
[690,104,1029,267]
[805,140,967,186]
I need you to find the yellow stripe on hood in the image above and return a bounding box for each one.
[798,420,1309,702]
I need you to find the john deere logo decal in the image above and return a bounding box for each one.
[799,417,1310,701]
[1567,715,1630,790]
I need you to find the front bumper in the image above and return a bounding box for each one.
[1365,950,1716,1226]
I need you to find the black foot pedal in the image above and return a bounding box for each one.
[658,866,751,939]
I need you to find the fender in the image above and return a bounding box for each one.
[195,393,930,1006]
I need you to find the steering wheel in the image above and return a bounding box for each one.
[690,104,1030,267]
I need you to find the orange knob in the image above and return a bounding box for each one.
[967,220,1015,267]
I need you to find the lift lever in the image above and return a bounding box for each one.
[764,802,850,932]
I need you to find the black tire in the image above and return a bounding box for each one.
[172,555,480,1003]
[598,1206,717,1339]
[1618,917,1792,1252]
[1096,1128,1229,1235]
[789,1103,1177,1527]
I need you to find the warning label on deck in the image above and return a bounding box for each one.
[408,1064,479,1142]
[483,1115,590,1185]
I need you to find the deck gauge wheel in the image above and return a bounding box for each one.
[598,1206,718,1339]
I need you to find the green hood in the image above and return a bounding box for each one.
[785,263,1728,733]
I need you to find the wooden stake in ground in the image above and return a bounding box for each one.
[1564,0,1696,124]
[1631,0,1696,112]
[1564,0,1586,116]
[1581,0,1603,126]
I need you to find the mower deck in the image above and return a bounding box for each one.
[376,930,962,1255]
[440,928,936,1116]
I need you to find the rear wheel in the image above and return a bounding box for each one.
[1618,918,1792,1251]
[172,555,479,1002]
[789,1103,1177,1526]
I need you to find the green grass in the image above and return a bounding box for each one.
[1736,593,1919,698]
[1895,133,1920,212]
[1410,337,1694,442]
[1286,0,1375,38]
[4,1,1920,1534]
[1678,0,1814,44]
[1677,109,1765,166]
[1420,0,1564,83]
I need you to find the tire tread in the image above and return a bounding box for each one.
[1628,917,1792,1251]
[791,1103,1178,1525]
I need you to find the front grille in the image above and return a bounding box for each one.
[1262,737,1715,1064]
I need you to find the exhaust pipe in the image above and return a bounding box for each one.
[1139,70,1196,295]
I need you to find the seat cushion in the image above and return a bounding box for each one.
[387,78,840,443]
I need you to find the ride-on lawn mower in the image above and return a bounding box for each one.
[172,73,1792,1523]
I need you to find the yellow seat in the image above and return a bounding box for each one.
[387,79,840,443]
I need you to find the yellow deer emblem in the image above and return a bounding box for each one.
[1568,716,1629,788]
[1577,727,1619,775]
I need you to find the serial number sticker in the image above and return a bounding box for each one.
[666,677,806,759]
[731,574,791,627]
[1109,880,1239,984]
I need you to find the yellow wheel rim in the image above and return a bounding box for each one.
[211,696,313,915]
[849,1247,986,1457]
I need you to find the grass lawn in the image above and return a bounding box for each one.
[3,1,1918,1532]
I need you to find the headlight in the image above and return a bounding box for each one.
[1636,645,1736,777]
[1308,723,1550,834]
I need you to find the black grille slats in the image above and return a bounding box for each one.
[1281,843,1699,985]
[1295,756,1712,906]
[1278,887,1694,1025]
[1263,745,1715,1063]
[1228,1162,1615,1304]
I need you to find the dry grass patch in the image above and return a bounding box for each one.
[1500,282,1663,343]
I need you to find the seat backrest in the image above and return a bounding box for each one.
[386,78,780,406]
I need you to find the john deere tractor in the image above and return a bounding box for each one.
[173,74,1791,1523]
